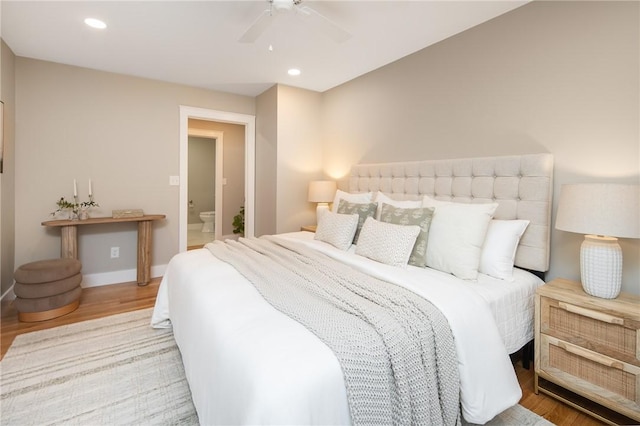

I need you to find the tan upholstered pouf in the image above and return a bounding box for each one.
[14,258,82,322]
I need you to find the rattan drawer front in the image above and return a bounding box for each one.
[539,334,640,420]
[541,296,640,365]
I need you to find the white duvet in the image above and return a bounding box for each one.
[152,232,527,425]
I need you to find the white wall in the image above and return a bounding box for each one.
[321,1,640,294]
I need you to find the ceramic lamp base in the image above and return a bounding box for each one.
[580,235,623,299]
[316,203,329,223]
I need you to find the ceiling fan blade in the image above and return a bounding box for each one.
[239,9,273,43]
[297,5,351,43]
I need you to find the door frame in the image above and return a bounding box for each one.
[187,129,224,242]
[179,106,255,252]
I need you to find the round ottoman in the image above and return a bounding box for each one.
[14,258,82,322]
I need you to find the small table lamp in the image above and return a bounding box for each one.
[308,180,337,223]
[555,183,640,299]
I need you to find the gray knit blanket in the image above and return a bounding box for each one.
[206,236,461,426]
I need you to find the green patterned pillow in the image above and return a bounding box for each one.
[380,203,435,267]
[337,200,378,244]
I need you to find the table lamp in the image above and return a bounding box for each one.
[308,180,337,223]
[555,183,640,299]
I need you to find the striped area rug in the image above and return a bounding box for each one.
[1,308,552,426]
[1,308,197,425]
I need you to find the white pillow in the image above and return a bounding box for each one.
[314,211,359,251]
[425,202,498,280]
[331,189,373,213]
[480,220,530,281]
[355,217,421,267]
[373,191,422,219]
[422,194,452,208]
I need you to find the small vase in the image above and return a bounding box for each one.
[65,209,78,220]
[79,209,90,220]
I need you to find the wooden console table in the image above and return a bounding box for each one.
[42,215,166,286]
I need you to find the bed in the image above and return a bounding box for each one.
[152,153,554,425]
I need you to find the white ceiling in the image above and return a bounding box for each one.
[1,1,528,97]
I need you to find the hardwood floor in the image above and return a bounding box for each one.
[1,278,160,360]
[0,279,604,426]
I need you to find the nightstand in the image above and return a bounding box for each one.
[300,225,317,232]
[534,278,640,425]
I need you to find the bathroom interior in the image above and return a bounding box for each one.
[187,135,216,248]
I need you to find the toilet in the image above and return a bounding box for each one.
[199,211,215,233]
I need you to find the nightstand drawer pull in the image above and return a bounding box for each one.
[557,341,624,370]
[558,302,624,325]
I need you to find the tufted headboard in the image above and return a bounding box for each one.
[349,154,554,273]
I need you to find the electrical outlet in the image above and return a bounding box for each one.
[169,175,180,186]
[110,247,120,258]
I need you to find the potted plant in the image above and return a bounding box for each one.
[79,198,99,220]
[52,197,79,219]
[232,206,244,235]
[52,197,99,220]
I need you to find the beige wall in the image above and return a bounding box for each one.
[187,136,216,225]
[255,85,278,237]
[1,40,16,296]
[322,1,640,294]
[14,58,254,283]
[276,85,324,233]
[6,1,640,296]
[188,119,245,236]
[254,84,324,236]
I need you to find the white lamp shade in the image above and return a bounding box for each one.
[555,183,639,299]
[308,181,337,203]
[555,184,639,238]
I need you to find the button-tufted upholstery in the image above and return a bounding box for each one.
[349,154,553,272]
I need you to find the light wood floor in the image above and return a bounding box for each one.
[0,279,603,426]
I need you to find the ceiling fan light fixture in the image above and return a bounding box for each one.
[84,18,107,29]
[272,0,295,12]
[288,68,301,76]
[239,0,350,44]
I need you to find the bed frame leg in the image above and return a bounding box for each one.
[521,340,534,370]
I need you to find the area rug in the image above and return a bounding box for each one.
[1,308,552,425]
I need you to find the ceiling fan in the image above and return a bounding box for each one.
[239,0,352,44]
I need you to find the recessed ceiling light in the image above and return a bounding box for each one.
[84,18,107,29]
[288,68,301,76]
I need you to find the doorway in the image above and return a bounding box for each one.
[187,129,223,248]
[179,106,255,252]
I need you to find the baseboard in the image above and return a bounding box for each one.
[81,264,167,288]
[1,284,16,302]
[1,264,166,300]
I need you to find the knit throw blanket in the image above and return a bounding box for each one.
[206,236,461,426]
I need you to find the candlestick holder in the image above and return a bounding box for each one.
[79,195,99,220]
[73,195,80,220]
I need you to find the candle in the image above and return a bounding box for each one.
[73,179,77,197]
[89,179,92,197]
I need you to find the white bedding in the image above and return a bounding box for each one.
[152,231,538,425]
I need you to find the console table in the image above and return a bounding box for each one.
[42,215,166,286]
